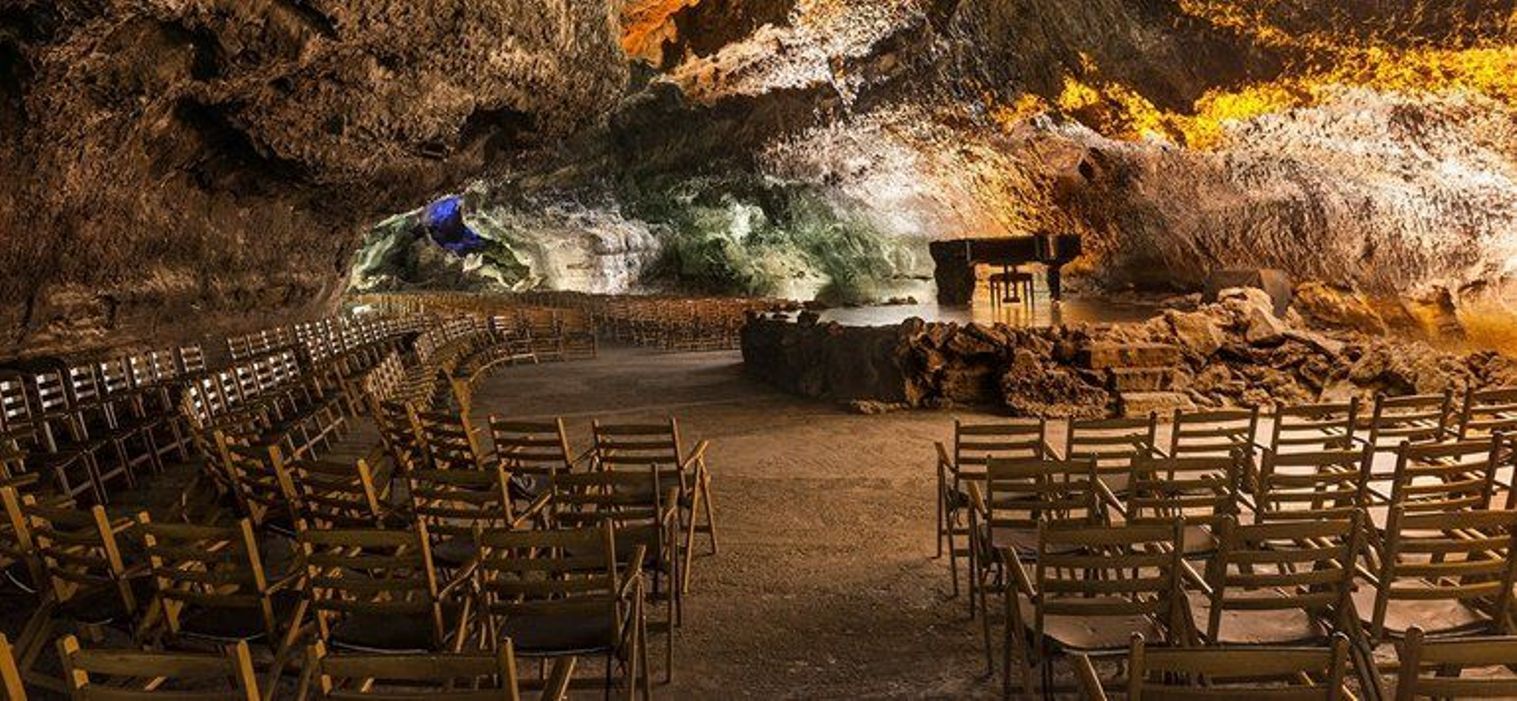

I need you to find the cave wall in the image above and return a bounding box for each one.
[0,0,625,358]
[8,0,1517,356]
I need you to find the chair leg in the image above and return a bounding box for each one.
[935,466,946,558]
[699,469,718,555]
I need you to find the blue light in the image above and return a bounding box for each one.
[420,195,488,255]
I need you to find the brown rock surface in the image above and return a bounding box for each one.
[0,0,625,357]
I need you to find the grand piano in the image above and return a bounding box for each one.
[928,233,1083,306]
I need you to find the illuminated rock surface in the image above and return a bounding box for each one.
[8,0,1517,354]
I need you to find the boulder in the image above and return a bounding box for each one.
[1164,310,1225,357]
[1292,282,1389,335]
[1077,343,1183,370]
[1243,305,1288,346]
[1000,349,1110,418]
[1203,269,1293,316]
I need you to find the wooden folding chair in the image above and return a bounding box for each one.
[371,400,425,476]
[1363,391,1455,450]
[0,369,109,504]
[1262,399,1363,454]
[296,520,470,655]
[1197,515,1362,645]
[551,469,682,682]
[966,456,1102,672]
[283,449,395,529]
[1126,452,1242,556]
[9,496,146,692]
[488,416,577,504]
[1357,507,1517,642]
[1253,447,1373,523]
[1167,407,1260,459]
[1074,633,1351,700]
[1371,436,1510,531]
[1458,386,1517,440]
[474,521,647,700]
[1053,413,1160,495]
[592,418,714,593]
[1003,519,1188,698]
[214,430,300,536]
[405,466,521,571]
[416,410,493,472]
[301,639,539,701]
[136,514,304,700]
[934,418,1045,603]
[1395,626,1517,699]
[57,634,260,700]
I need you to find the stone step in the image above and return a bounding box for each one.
[1107,366,1177,392]
[1078,343,1182,370]
[1118,391,1195,418]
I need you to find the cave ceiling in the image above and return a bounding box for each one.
[4,0,1517,356]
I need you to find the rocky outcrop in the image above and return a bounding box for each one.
[742,288,1517,417]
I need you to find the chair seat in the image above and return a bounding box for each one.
[498,612,616,656]
[177,590,302,642]
[330,606,456,653]
[1188,591,1328,645]
[1019,598,1163,652]
[60,578,155,626]
[430,539,478,570]
[1351,585,1493,638]
[987,527,1082,561]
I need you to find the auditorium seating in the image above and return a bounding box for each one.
[941,388,1517,697]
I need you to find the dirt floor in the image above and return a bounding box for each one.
[469,346,1005,699]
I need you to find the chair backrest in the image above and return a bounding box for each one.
[406,467,516,541]
[57,635,259,701]
[296,521,446,649]
[475,522,621,641]
[1395,627,1517,700]
[1121,633,1349,700]
[1062,414,1159,482]
[488,416,573,480]
[416,410,489,471]
[21,497,138,617]
[304,639,521,701]
[372,399,424,475]
[1126,453,1241,529]
[1388,436,1508,514]
[1458,386,1517,440]
[1204,515,1362,640]
[1369,507,1517,640]
[136,515,281,642]
[1169,407,1260,458]
[1035,520,1185,642]
[1364,391,1454,448]
[982,457,1103,534]
[178,344,207,375]
[214,431,297,530]
[0,371,37,441]
[284,451,391,528]
[1267,399,1360,453]
[1255,447,1372,522]
[950,419,1046,480]
[592,418,683,473]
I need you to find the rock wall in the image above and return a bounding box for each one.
[0,0,625,358]
[9,0,1517,357]
[741,290,1517,417]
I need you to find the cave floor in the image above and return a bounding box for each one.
[471,346,1004,699]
